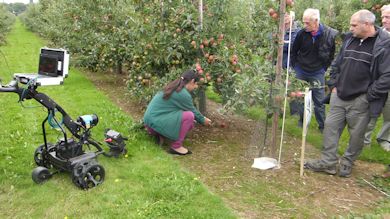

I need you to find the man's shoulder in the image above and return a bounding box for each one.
[295,28,307,38]
[341,32,353,42]
[322,24,336,31]
[376,28,390,47]
[378,27,390,39]
[322,24,338,37]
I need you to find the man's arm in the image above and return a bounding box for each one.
[327,33,351,90]
[327,50,342,91]
[326,29,339,69]
[367,48,390,101]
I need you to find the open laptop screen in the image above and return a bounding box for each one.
[38,53,59,77]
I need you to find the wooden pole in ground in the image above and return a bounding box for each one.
[198,0,203,29]
[300,88,310,177]
[270,0,286,158]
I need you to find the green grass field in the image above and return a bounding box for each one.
[1,18,389,219]
[0,19,235,219]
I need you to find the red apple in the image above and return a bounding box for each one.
[286,0,294,6]
[209,37,215,45]
[191,40,197,48]
[290,91,296,98]
[268,8,276,16]
[196,62,201,68]
[202,39,209,47]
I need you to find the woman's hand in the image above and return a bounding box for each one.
[204,117,212,126]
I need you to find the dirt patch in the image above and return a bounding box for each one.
[85,71,389,218]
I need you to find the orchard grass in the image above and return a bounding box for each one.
[243,104,390,165]
[0,20,234,218]
[243,102,390,213]
[205,86,222,103]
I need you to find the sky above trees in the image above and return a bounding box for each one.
[2,0,38,4]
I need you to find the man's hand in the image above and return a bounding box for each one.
[332,87,337,93]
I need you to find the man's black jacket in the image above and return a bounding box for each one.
[327,27,390,117]
[291,24,338,71]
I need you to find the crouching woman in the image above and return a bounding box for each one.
[143,70,212,155]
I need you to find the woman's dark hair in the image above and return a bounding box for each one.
[163,69,199,99]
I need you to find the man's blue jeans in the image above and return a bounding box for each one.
[296,72,326,130]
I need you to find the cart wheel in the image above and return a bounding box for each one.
[34,144,54,168]
[32,166,51,184]
[34,145,45,166]
[72,163,105,189]
[72,163,86,188]
[83,164,105,189]
[72,160,105,189]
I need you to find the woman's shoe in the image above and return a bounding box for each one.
[168,147,192,155]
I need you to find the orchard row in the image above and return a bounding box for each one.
[18,0,388,112]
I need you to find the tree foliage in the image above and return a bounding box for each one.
[0,4,15,45]
[5,3,27,15]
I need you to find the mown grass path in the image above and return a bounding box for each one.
[0,19,234,219]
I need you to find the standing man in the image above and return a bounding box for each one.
[364,4,390,152]
[305,10,390,177]
[291,8,338,132]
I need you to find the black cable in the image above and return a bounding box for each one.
[19,78,41,108]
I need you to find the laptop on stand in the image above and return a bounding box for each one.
[14,48,69,86]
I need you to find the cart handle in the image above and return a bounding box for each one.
[0,80,19,93]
